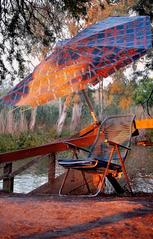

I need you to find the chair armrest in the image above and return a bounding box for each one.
[64,141,92,154]
[105,140,131,150]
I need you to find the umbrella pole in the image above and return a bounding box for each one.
[82,90,98,122]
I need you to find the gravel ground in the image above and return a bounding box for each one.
[0,194,153,239]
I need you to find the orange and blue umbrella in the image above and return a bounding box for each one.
[1,16,152,107]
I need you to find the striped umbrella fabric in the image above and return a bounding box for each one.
[1,16,152,107]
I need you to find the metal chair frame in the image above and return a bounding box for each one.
[59,115,137,197]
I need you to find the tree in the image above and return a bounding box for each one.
[106,70,136,114]
[143,89,153,117]
[133,77,153,106]
[126,0,153,116]
[56,96,71,136]
[86,0,135,25]
[70,94,83,132]
[133,0,153,20]
[132,0,153,75]
[0,0,90,84]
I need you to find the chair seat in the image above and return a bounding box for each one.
[58,158,122,171]
[96,160,122,171]
[58,159,97,168]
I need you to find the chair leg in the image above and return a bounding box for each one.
[59,168,70,196]
[81,171,91,194]
[90,175,104,197]
[59,169,92,196]
[59,147,115,197]
[89,147,116,197]
[115,145,133,194]
[99,147,116,190]
[59,169,104,197]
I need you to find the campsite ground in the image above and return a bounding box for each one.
[0,193,153,239]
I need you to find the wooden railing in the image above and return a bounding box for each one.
[0,133,97,193]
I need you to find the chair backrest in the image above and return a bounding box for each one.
[89,115,137,162]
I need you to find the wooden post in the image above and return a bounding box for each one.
[48,153,56,184]
[3,163,14,192]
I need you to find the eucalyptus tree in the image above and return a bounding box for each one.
[0,0,90,84]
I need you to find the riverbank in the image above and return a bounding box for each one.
[0,194,153,239]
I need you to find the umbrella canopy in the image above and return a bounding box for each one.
[1,16,152,107]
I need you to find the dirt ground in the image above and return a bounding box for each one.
[0,194,153,239]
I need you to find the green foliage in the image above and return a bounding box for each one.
[60,128,71,138]
[146,129,153,141]
[0,134,18,152]
[133,0,153,21]
[103,104,120,116]
[106,76,135,113]
[80,90,95,126]
[15,132,45,149]
[36,104,59,128]
[0,128,58,153]
[133,78,153,106]
[81,103,93,125]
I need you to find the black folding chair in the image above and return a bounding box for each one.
[58,115,138,196]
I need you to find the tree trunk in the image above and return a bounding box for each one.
[58,98,62,118]
[56,96,71,136]
[19,110,28,133]
[70,102,83,132]
[0,110,6,134]
[70,94,82,132]
[29,108,37,131]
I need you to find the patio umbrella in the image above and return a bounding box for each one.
[1,16,152,107]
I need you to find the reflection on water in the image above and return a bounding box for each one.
[0,145,153,194]
[0,174,48,193]
[132,173,153,193]
[14,174,48,193]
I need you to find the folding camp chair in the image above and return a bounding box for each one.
[58,115,138,196]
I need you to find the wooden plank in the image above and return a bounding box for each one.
[0,134,97,164]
